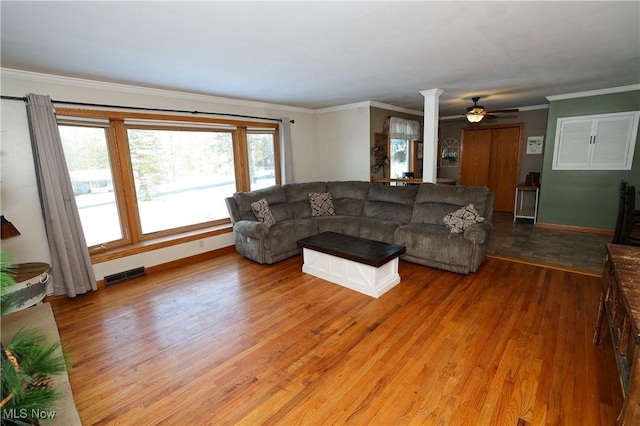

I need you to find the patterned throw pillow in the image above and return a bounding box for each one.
[251,198,276,228]
[309,192,335,217]
[443,204,485,234]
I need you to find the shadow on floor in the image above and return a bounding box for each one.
[487,212,610,275]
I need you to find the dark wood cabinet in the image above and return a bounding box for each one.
[594,244,640,424]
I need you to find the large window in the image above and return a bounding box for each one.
[127,128,235,234]
[389,138,411,179]
[247,131,277,190]
[57,109,280,254]
[387,117,421,180]
[59,125,123,247]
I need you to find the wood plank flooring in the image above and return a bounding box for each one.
[50,253,623,425]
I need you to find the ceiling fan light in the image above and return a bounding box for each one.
[466,112,484,123]
[466,105,485,122]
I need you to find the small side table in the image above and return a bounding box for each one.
[514,185,539,223]
[5,262,51,314]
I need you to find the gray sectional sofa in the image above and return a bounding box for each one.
[225,181,495,274]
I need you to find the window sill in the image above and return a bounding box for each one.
[90,224,233,264]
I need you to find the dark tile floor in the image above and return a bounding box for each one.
[487,212,611,275]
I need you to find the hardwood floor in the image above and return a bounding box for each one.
[50,252,623,425]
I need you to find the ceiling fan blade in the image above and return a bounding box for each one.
[485,113,519,120]
[439,115,467,122]
[486,108,519,114]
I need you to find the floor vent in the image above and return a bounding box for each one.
[104,267,146,286]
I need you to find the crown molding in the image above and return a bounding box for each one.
[0,68,315,114]
[516,104,549,112]
[546,84,640,101]
[369,101,423,116]
[316,100,423,116]
[314,101,372,114]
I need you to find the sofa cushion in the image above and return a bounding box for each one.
[358,217,401,244]
[233,186,290,221]
[327,181,371,199]
[284,182,327,218]
[264,219,318,252]
[315,215,362,237]
[443,204,485,233]
[327,181,370,216]
[410,184,491,225]
[395,223,474,268]
[363,183,417,223]
[251,198,276,228]
[309,192,335,217]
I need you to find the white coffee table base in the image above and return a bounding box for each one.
[301,248,401,298]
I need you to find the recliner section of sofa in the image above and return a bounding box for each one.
[225,181,494,274]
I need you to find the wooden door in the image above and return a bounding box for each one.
[459,129,491,186]
[488,127,521,212]
[459,125,522,213]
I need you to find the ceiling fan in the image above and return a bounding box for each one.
[464,96,519,123]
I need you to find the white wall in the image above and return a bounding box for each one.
[315,103,371,181]
[1,100,51,265]
[0,69,318,280]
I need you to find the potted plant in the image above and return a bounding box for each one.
[1,252,70,426]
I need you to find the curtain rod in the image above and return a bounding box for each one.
[0,95,294,123]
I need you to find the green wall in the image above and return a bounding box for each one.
[537,90,640,230]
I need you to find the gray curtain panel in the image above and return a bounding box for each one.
[26,93,97,297]
[279,117,293,184]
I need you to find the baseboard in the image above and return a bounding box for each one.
[535,221,613,235]
[143,245,236,276]
[45,246,237,297]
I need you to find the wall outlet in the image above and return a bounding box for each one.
[198,240,204,248]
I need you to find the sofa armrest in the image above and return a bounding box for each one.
[234,220,268,239]
[225,197,242,225]
[463,221,492,245]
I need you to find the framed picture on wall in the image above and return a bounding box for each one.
[526,136,544,154]
[440,138,459,167]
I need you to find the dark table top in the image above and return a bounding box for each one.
[606,243,640,338]
[297,232,406,267]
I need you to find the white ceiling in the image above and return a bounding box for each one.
[1,1,639,116]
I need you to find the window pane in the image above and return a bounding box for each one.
[390,138,410,178]
[247,133,276,190]
[127,128,235,234]
[59,125,123,246]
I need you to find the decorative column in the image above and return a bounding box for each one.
[420,88,443,183]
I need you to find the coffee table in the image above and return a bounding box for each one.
[297,232,406,298]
